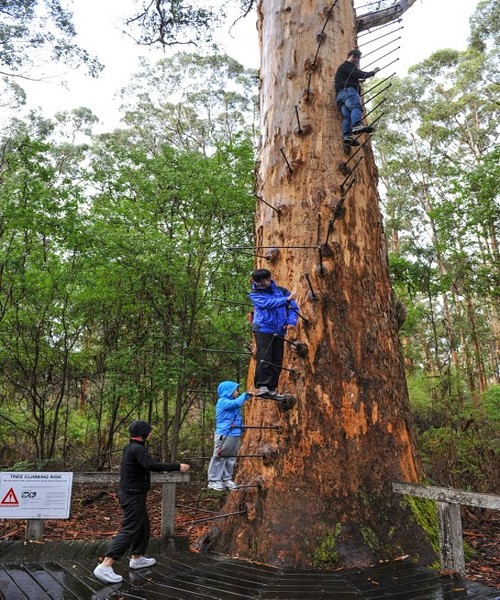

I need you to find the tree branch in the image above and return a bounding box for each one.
[356,0,417,33]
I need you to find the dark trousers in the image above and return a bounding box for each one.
[106,491,150,560]
[254,332,285,390]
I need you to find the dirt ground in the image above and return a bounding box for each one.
[1,482,498,590]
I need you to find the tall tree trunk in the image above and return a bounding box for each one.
[464,294,488,397]
[201,0,435,568]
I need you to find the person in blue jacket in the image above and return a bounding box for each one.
[207,381,253,491]
[249,269,298,398]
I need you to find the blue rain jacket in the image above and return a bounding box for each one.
[215,381,251,436]
[248,280,299,336]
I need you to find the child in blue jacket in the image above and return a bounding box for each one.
[207,381,253,491]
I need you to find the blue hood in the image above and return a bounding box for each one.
[217,381,240,398]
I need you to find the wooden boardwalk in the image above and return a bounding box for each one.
[0,538,498,600]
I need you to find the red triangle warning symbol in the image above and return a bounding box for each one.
[1,487,19,506]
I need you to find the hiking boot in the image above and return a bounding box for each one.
[129,556,156,570]
[223,480,239,490]
[93,564,123,583]
[255,386,270,397]
[352,123,374,134]
[207,481,225,491]
[343,136,360,146]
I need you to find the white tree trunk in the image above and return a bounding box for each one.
[198,0,435,569]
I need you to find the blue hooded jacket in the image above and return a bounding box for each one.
[248,280,299,336]
[215,381,251,436]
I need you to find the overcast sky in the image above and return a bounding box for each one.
[19,0,480,131]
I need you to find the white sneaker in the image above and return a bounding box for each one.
[207,481,225,491]
[129,556,156,570]
[93,564,123,583]
[223,480,239,490]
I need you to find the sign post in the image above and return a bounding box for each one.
[0,472,73,539]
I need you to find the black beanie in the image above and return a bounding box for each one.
[129,420,152,438]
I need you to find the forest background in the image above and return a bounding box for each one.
[0,0,498,531]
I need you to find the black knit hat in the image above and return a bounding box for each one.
[252,268,271,282]
[348,48,362,58]
[129,420,152,437]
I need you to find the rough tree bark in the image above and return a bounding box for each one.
[197,0,436,568]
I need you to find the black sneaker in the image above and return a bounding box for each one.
[352,124,374,135]
[344,136,360,146]
[255,386,270,397]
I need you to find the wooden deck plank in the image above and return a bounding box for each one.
[0,565,51,599]
[0,565,29,600]
[146,567,263,600]
[156,552,225,571]
[21,563,79,599]
[219,558,280,574]
[259,588,363,600]
[260,593,361,600]
[192,563,279,586]
[109,573,225,600]
[0,539,498,600]
[106,584,219,600]
[153,573,257,599]
[45,559,132,600]
[121,579,225,599]
[173,569,267,597]
[261,581,358,592]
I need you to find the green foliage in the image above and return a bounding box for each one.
[119,51,258,153]
[10,459,64,472]
[0,0,102,76]
[0,47,258,466]
[0,49,258,466]
[311,523,342,568]
[483,385,500,422]
[404,496,440,556]
[374,4,500,478]
[418,424,499,492]
[469,0,500,51]
[407,374,440,429]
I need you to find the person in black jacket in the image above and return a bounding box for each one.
[93,420,190,584]
[334,48,380,146]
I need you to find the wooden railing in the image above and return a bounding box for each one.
[23,471,190,542]
[393,482,500,576]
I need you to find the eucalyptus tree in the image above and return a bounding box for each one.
[374,3,499,402]
[118,52,258,154]
[84,132,255,463]
[114,0,438,569]
[0,132,89,461]
[0,0,102,111]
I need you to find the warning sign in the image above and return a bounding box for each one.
[0,472,73,519]
[0,487,19,506]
